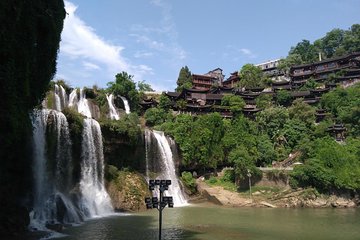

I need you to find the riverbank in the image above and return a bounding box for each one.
[193,178,360,208]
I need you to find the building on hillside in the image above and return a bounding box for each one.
[192,68,224,90]
[290,52,360,85]
[255,59,284,78]
[223,71,239,88]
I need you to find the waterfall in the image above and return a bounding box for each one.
[30,109,82,229]
[145,130,187,206]
[54,84,68,111]
[68,89,78,108]
[78,88,92,118]
[106,94,120,120]
[79,119,113,217]
[120,96,131,114]
[54,85,61,112]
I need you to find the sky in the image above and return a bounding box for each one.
[56,0,360,91]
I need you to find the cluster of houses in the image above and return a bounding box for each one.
[140,52,360,140]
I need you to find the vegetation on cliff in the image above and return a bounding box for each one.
[0,0,65,235]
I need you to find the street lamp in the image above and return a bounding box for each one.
[247,169,252,200]
[145,179,173,240]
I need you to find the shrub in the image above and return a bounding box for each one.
[181,171,197,194]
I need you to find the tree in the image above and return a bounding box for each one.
[289,39,319,63]
[158,94,172,112]
[320,28,345,58]
[238,64,267,88]
[221,94,245,115]
[342,24,360,53]
[0,0,65,234]
[176,66,193,92]
[275,90,292,106]
[107,71,140,111]
[278,54,303,74]
[137,80,154,92]
[288,98,316,125]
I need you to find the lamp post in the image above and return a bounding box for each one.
[247,169,252,200]
[145,179,173,240]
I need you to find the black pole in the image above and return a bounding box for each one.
[159,190,163,240]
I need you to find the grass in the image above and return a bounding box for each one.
[205,176,238,192]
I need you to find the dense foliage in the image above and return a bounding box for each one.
[150,82,360,193]
[176,66,193,92]
[238,64,269,88]
[279,24,360,69]
[0,0,65,234]
[107,72,140,112]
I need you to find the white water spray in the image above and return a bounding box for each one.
[120,96,131,114]
[151,130,188,206]
[79,119,113,217]
[78,88,92,118]
[68,89,78,108]
[106,94,120,120]
[30,109,82,229]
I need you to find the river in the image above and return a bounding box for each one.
[59,204,360,240]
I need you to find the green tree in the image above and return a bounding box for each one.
[278,54,303,74]
[158,94,172,112]
[144,108,167,126]
[137,80,154,92]
[176,66,193,92]
[289,39,319,63]
[288,98,316,125]
[238,64,267,88]
[255,94,273,109]
[107,72,140,111]
[221,94,246,115]
[320,28,345,58]
[275,90,292,106]
[342,24,360,53]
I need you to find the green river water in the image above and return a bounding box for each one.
[60,204,360,240]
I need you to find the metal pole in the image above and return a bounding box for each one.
[249,176,252,199]
[159,189,163,240]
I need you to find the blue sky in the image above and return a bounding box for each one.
[56,0,360,91]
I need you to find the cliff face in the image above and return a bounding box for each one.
[0,0,65,236]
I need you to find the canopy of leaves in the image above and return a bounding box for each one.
[137,80,154,92]
[176,66,193,92]
[221,94,245,115]
[238,64,268,88]
[107,72,140,112]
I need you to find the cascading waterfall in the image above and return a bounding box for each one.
[54,84,62,112]
[79,118,113,217]
[78,88,92,118]
[68,89,78,108]
[146,130,187,206]
[30,109,82,229]
[120,96,131,114]
[54,84,68,111]
[106,94,120,120]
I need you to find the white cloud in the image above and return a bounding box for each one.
[82,61,100,70]
[239,48,257,59]
[59,1,153,85]
[134,51,154,58]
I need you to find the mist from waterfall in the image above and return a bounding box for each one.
[106,94,120,120]
[145,129,188,206]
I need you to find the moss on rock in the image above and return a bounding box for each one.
[105,165,150,212]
